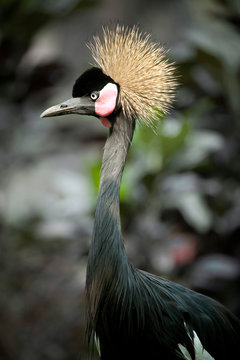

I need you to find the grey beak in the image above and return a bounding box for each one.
[40,97,95,118]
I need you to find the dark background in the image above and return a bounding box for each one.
[0,0,240,359]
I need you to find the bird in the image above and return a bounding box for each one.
[41,25,240,360]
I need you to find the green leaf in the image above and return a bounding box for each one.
[89,161,101,195]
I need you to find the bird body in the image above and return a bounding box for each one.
[41,25,240,360]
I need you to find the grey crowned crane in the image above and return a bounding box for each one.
[41,25,240,360]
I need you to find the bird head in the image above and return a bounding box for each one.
[41,67,119,128]
[41,25,177,129]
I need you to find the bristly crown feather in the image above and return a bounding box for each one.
[88,24,177,128]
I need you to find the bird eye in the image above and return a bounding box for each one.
[90,92,99,101]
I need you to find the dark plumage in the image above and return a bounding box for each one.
[86,110,240,360]
[72,68,115,98]
[40,25,240,360]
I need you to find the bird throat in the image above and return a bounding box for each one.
[86,111,135,329]
[100,117,112,128]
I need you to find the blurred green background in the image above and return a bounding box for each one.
[0,0,240,359]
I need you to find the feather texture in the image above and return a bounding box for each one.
[88,25,177,127]
[85,26,240,360]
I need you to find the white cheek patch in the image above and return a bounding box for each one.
[95,83,118,117]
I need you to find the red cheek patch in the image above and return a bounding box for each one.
[100,117,112,128]
[95,83,118,117]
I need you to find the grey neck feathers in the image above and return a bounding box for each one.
[86,111,135,324]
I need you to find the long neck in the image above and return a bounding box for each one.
[86,111,135,322]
